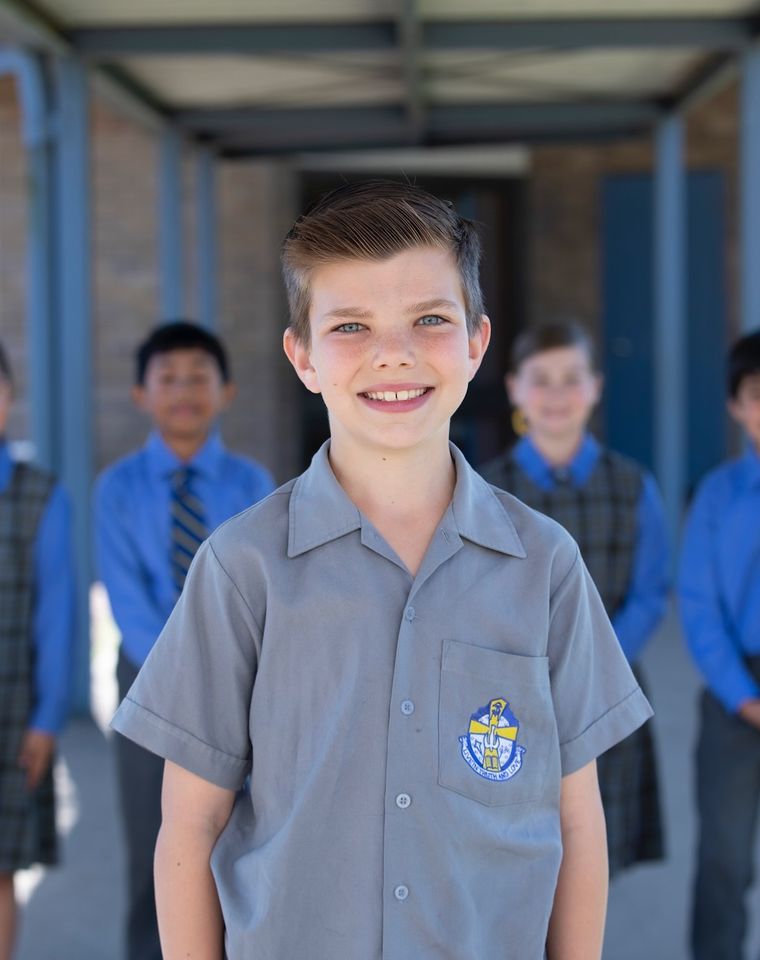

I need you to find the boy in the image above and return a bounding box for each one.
[0,341,74,960]
[112,183,652,959]
[96,321,274,960]
[679,328,760,960]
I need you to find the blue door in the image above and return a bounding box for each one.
[602,171,726,493]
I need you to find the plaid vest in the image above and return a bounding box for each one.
[482,448,642,617]
[0,462,56,732]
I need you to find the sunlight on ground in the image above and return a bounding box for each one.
[15,584,119,906]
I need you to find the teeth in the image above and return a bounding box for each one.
[366,388,426,402]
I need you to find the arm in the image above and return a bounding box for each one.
[155,760,236,960]
[94,472,169,665]
[546,761,608,960]
[20,484,76,790]
[611,473,670,663]
[678,476,758,715]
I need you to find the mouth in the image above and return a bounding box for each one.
[360,387,431,402]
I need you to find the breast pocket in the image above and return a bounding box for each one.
[438,639,557,807]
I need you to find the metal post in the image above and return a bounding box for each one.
[741,48,760,334]
[54,56,92,711]
[159,128,183,319]
[654,114,686,548]
[0,48,57,469]
[196,147,216,328]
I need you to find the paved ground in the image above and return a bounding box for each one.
[14,611,760,959]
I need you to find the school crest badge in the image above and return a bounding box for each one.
[459,697,525,782]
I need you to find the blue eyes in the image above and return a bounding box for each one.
[333,316,446,333]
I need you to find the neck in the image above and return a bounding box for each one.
[329,434,456,524]
[528,431,585,468]
[160,432,209,463]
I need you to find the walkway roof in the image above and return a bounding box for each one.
[0,1,759,154]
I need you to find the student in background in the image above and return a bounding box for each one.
[481,319,669,877]
[679,329,760,960]
[0,341,74,960]
[95,321,274,960]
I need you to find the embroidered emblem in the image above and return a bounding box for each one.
[459,697,525,782]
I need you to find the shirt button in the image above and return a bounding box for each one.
[395,793,411,809]
[394,884,409,901]
[400,699,415,716]
[405,606,415,621]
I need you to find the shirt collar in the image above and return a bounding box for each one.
[0,440,11,492]
[288,440,526,559]
[144,430,225,481]
[513,433,600,489]
[740,445,760,488]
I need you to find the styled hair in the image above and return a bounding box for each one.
[0,341,11,384]
[510,318,597,373]
[135,321,230,384]
[281,180,484,343]
[728,328,760,398]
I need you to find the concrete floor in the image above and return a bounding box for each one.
[14,613,760,959]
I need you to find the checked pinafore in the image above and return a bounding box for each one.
[481,447,664,875]
[0,462,57,871]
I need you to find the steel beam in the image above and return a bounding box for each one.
[68,17,754,57]
[54,56,92,711]
[654,114,686,546]
[400,0,424,142]
[196,147,217,330]
[741,47,760,333]
[159,129,184,319]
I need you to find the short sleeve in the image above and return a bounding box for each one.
[548,546,653,776]
[111,538,259,790]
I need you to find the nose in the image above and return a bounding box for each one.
[371,329,416,369]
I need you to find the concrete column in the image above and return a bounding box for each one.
[196,147,217,328]
[741,47,760,334]
[159,128,183,318]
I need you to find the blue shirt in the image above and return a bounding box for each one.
[94,431,275,667]
[0,441,75,733]
[513,435,670,662]
[678,449,760,712]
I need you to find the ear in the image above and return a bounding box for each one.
[467,316,491,381]
[591,372,604,405]
[283,328,321,394]
[220,381,237,410]
[131,384,147,411]
[727,396,743,425]
[505,372,519,406]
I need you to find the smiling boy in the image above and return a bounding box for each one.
[112,183,652,960]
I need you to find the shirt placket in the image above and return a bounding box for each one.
[380,523,462,958]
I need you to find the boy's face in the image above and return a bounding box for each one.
[0,376,11,436]
[507,346,601,444]
[729,371,760,451]
[132,348,234,445]
[283,246,490,460]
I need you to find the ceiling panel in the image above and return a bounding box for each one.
[427,48,701,102]
[121,53,403,108]
[422,0,756,17]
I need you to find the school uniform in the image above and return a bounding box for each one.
[0,441,74,873]
[679,448,760,960]
[113,441,651,960]
[481,435,669,874]
[95,429,274,960]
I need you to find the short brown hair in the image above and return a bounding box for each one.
[510,318,597,373]
[281,180,484,343]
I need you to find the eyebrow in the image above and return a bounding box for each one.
[406,298,461,314]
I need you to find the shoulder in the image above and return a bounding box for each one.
[490,485,579,585]
[689,457,746,512]
[95,447,146,497]
[218,450,275,487]
[207,478,296,571]
[13,460,57,501]
[597,448,645,489]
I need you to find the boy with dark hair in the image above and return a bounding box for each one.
[113,183,652,960]
[0,341,74,960]
[96,320,274,960]
[679,328,760,960]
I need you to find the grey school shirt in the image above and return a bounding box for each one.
[112,441,652,960]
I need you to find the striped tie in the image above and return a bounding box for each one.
[170,466,207,595]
